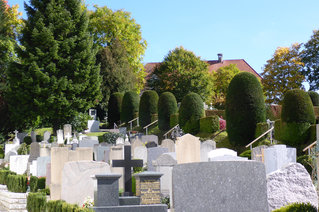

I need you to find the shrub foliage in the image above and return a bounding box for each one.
[107,92,124,127]
[139,90,159,128]
[226,72,266,146]
[158,92,178,131]
[308,91,319,106]
[27,192,47,212]
[121,91,139,123]
[200,116,220,133]
[179,92,205,135]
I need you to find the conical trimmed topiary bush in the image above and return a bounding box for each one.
[139,90,159,128]
[158,92,178,131]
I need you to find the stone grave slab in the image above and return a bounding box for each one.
[110,145,125,190]
[267,163,318,211]
[87,120,100,132]
[175,134,200,164]
[172,161,269,212]
[61,161,111,205]
[208,148,237,161]
[30,160,37,176]
[79,139,99,148]
[160,139,175,152]
[29,142,40,162]
[131,138,144,153]
[37,156,51,177]
[147,147,168,171]
[63,124,72,143]
[10,155,29,175]
[141,135,158,144]
[133,146,147,166]
[264,145,296,174]
[17,132,28,143]
[57,129,64,144]
[31,131,37,143]
[42,131,51,143]
[200,140,216,162]
[252,145,267,162]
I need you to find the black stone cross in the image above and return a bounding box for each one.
[112,145,143,196]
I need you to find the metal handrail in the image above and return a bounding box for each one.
[163,124,179,139]
[303,141,316,154]
[128,117,138,124]
[245,127,274,150]
[118,122,126,127]
[143,120,158,135]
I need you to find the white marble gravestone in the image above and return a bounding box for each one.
[57,129,64,144]
[10,155,29,175]
[175,134,200,164]
[133,146,147,166]
[264,145,296,174]
[63,124,72,144]
[200,140,216,162]
[42,131,51,143]
[160,139,175,152]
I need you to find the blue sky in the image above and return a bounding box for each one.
[8,0,319,76]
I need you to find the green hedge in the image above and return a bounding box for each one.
[200,116,219,133]
[139,90,159,128]
[280,121,311,147]
[30,176,46,192]
[205,110,225,118]
[7,174,27,193]
[108,92,124,127]
[47,200,93,212]
[239,150,251,159]
[272,202,317,212]
[158,92,178,131]
[308,91,319,106]
[282,89,315,124]
[27,192,47,212]
[255,122,269,141]
[0,169,16,185]
[170,113,179,128]
[226,72,266,146]
[179,92,205,135]
[121,91,140,123]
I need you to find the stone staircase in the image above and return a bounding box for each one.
[0,185,27,212]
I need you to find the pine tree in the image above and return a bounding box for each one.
[6,0,101,131]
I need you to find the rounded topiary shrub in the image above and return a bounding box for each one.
[280,89,315,147]
[282,89,315,124]
[107,92,124,127]
[139,90,159,128]
[158,92,178,131]
[199,115,220,133]
[308,91,319,106]
[121,91,140,123]
[179,92,205,135]
[170,113,179,128]
[225,72,266,146]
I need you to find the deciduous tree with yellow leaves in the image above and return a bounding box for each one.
[261,43,305,104]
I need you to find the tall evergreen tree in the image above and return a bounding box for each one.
[6,0,101,131]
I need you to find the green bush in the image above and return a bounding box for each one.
[17,143,29,155]
[0,170,16,185]
[7,174,27,193]
[103,132,123,144]
[70,112,91,133]
[308,91,319,106]
[297,155,313,176]
[121,91,140,123]
[272,202,317,212]
[0,145,4,159]
[47,200,93,212]
[200,115,219,133]
[280,122,311,147]
[226,72,266,146]
[30,176,46,192]
[179,92,205,135]
[27,192,47,212]
[205,110,225,118]
[39,187,50,195]
[255,122,269,141]
[239,149,251,159]
[24,136,32,145]
[170,113,179,128]
[107,92,124,127]
[158,92,178,131]
[282,89,315,124]
[274,119,282,141]
[139,90,159,128]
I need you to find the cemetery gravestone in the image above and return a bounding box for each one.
[134,171,163,205]
[12,130,20,144]
[141,135,158,145]
[252,145,268,162]
[30,160,37,176]
[208,148,237,159]
[57,129,64,144]
[63,124,72,143]
[133,146,147,166]
[31,131,36,143]
[263,145,296,174]
[160,139,175,152]
[175,134,200,164]
[10,155,29,175]
[46,163,51,187]
[267,163,318,211]
[147,147,169,171]
[29,142,40,162]
[112,145,143,196]
[131,138,144,153]
[61,161,111,205]
[42,131,51,143]
[37,156,51,177]
[200,140,216,162]
[153,152,177,199]
[109,145,125,190]
[17,132,28,143]
[39,143,50,157]
[79,139,99,148]
[172,161,269,212]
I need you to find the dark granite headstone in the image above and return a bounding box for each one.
[145,141,157,148]
[112,145,143,196]
[94,174,122,206]
[172,161,269,212]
